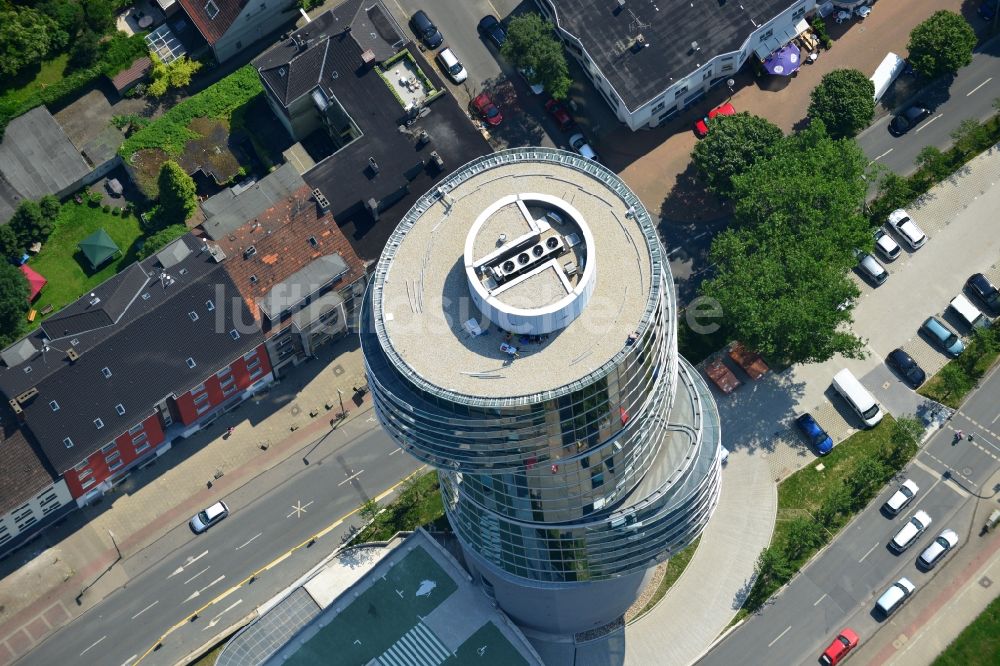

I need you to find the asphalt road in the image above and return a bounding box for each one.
[858,36,1000,176]
[698,364,1000,666]
[21,426,420,666]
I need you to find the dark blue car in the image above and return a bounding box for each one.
[796,413,833,455]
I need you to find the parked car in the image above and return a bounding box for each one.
[820,628,860,666]
[472,92,503,127]
[950,293,990,330]
[917,529,959,569]
[189,501,229,534]
[921,316,965,356]
[569,133,598,161]
[694,102,736,138]
[477,14,506,48]
[410,10,443,49]
[518,67,544,95]
[855,250,888,286]
[873,228,901,261]
[795,413,834,455]
[888,106,930,136]
[705,358,741,395]
[886,348,925,388]
[966,273,1000,314]
[545,99,574,132]
[883,478,919,516]
[436,47,468,83]
[887,209,927,249]
[875,577,915,618]
[890,509,931,553]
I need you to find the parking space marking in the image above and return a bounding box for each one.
[859,542,879,563]
[914,114,943,133]
[967,77,993,96]
[768,625,792,648]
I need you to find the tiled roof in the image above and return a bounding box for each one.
[0,235,263,473]
[109,56,152,93]
[178,0,247,45]
[213,185,365,335]
[0,414,57,516]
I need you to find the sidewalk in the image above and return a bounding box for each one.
[0,336,371,665]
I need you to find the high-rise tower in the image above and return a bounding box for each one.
[361,149,722,659]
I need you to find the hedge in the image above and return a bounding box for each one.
[118,65,264,161]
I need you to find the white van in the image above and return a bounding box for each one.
[870,52,906,102]
[876,577,915,617]
[832,369,883,427]
[950,293,990,329]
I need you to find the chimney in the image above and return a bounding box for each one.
[312,187,330,213]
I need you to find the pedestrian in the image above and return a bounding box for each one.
[968,432,975,442]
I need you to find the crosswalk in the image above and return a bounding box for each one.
[377,622,452,666]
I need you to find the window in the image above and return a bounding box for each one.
[142,292,150,301]
[276,335,293,348]
[308,236,318,247]
[107,458,123,472]
[206,300,215,311]
[651,101,666,114]
[243,350,258,362]
[80,476,96,491]
[244,246,256,259]
[216,366,232,378]
[191,382,206,393]
[222,383,238,397]
[721,64,734,73]
[134,439,150,455]
[105,450,120,465]
[101,367,112,378]
[220,375,235,389]
[793,6,806,19]
[186,357,197,368]
[132,432,148,447]
[194,392,210,405]
[101,442,116,453]
[23,366,31,374]
[75,460,90,472]
[249,367,264,381]
[94,418,104,429]
[196,401,212,416]
[249,274,258,284]
[229,329,240,340]
[49,400,60,412]
[129,423,144,435]
[63,437,73,448]
[189,311,199,322]
[702,69,712,81]
[758,28,774,43]
[247,358,261,371]
[205,0,219,19]
[115,404,126,416]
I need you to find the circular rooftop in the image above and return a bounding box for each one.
[373,149,664,401]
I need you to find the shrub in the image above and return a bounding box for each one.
[111,206,121,216]
[137,224,188,259]
[102,204,111,213]
[809,17,832,50]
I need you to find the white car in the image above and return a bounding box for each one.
[917,529,959,569]
[518,67,544,95]
[890,509,931,552]
[887,209,927,249]
[873,228,901,262]
[569,133,598,161]
[875,577,915,617]
[883,479,918,515]
[435,47,467,83]
[189,501,230,534]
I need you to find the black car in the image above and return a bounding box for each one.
[966,273,1000,314]
[889,106,931,136]
[886,348,926,388]
[410,10,443,49]
[478,15,506,48]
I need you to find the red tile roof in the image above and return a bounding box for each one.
[178,0,247,45]
[109,56,152,93]
[212,185,366,336]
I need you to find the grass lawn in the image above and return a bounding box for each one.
[0,54,70,109]
[918,331,1000,408]
[28,203,144,327]
[934,593,1000,666]
[357,471,445,543]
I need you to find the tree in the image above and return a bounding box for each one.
[883,417,924,470]
[914,145,953,182]
[359,498,381,523]
[155,161,197,228]
[38,0,85,38]
[82,0,116,34]
[936,362,972,400]
[746,546,794,612]
[845,456,889,508]
[783,517,826,562]
[808,69,875,139]
[692,112,784,197]
[138,224,188,259]
[9,201,53,248]
[501,13,572,100]
[0,226,24,262]
[38,195,61,221]
[0,6,68,78]
[816,482,852,528]
[951,118,992,158]
[907,11,976,80]
[0,263,30,347]
[69,30,102,70]
[147,54,203,97]
[870,171,917,224]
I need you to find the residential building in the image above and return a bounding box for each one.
[536,0,816,130]
[362,149,722,664]
[176,0,299,63]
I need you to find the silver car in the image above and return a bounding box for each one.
[189,501,230,534]
[917,529,958,569]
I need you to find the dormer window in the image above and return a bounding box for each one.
[186,357,197,368]
[115,404,126,416]
[23,366,31,374]
[63,438,73,449]
[101,367,112,378]
[205,1,219,19]
[49,400,60,412]
[189,311,199,321]
[142,292,151,300]
[94,418,104,429]
[206,300,215,311]
[244,246,257,259]
[229,329,241,340]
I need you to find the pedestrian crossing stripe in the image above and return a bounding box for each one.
[378,622,452,666]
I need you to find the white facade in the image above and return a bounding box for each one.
[0,480,73,550]
[212,0,298,63]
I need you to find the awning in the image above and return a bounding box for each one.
[754,19,808,60]
[763,43,801,76]
[20,265,46,301]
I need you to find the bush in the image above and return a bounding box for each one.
[102,204,111,213]
[137,224,188,259]
[809,17,833,50]
[111,206,121,216]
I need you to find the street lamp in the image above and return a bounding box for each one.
[337,388,345,419]
[726,78,735,96]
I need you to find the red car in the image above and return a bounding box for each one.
[544,98,574,131]
[820,628,859,666]
[694,102,736,138]
[472,92,503,127]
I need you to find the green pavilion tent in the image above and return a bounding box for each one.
[78,228,120,270]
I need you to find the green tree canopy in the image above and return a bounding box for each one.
[155,161,197,228]
[138,224,188,259]
[808,69,875,139]
[907,11,976,80]
[0,226,24,262]
[147,54,203,97]
[692,112,784,197]
[0,5,68,77]
[9,201,53,248]
[0,263,30,347]
[501,13,572,100]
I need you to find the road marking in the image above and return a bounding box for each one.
[81,636,107,656]
[120,655,138,666]
[236,533,262,550]
[911,457,940,477]
[131,600,159,620]
[668,246,683,257]
[187,550,208,565]
[768,625,792,648]
[288,500,314,518]
[389,448,402,455]
[915,114,943,133]
[339,470,365,486]
[872,148,893,162]
[184,575,225,602]
[204,599,243,631]
[813,593,827,606]
[967,77,993,96]
[184,566,210,585]
[992,413,999,425]
[859,542,879,563]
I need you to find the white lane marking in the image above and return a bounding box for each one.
[915,114,943,133]
[131,600,159,620]
[120,655,138,666]
[768,625,792,648]
[691,231,709,241]
[859,542,879,563]
[967,77,993,96]
[184,575,226,602]
[872,148,893,162]
[339,470,365,486]
[170,549,210,578]
[389,448,402,455]
[236,533,262,550]
[80,636,107,656]
[992,413,1000,425]
[204,599,243,630]
[184,566,210,585]
[288,500,315,518]
[813,593,827,606]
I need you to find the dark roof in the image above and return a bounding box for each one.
[109,56,152,93]
[0,235,263,473]
[253,0,491,260]
[547,0,797,110]
[201,164,306,241]
[78,228,120,269]
[213,184,366,333]
[0,415,57,516]
[178,0,247,45]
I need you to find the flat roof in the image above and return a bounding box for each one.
[548,0,796,109]
[375,150,659,400]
